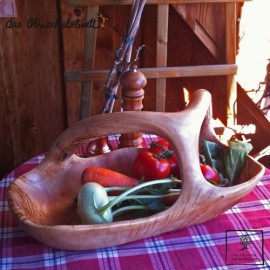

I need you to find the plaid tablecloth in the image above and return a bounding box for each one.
[1,135,270,270]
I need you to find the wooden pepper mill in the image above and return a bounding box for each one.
[86,137,111,157]
[119,66,147,148]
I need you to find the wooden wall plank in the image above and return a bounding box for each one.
[225,2,237,126]
[0,0,66,178]
[173,3,225,62]
[80,5,98,119]
[166,5,228,119]
[60,2,86,124]
[156,4,169,112]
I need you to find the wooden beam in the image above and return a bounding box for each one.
[156,4,169,112]
[66,0,251,6]
[65,64,238,82]
[80,5,98,119]
[194,21,224,63]
[225,2,237,127]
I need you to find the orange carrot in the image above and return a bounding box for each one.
[81,167,140,187]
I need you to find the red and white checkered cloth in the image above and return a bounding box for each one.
[1,135,270,270]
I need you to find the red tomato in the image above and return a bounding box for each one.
[200,164,219,185]
[149,139,180,177]
[149,139,171,155]
[133,150,170,180]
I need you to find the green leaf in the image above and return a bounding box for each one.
[224,140,253,184]
[202,140,226,178]
[144,183,174,195]
[202,139,253,186]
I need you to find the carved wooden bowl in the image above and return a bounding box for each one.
[8,89,265,250]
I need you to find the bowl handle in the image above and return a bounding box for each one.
[44,89,214,164]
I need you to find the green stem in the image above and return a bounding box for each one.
[112,204,154,217]
[99,178,179,215]
[149,141,175,159]
[155,149,174,159]
[108,194,164,201]
[167,188,181,193]
[105,187,130,193]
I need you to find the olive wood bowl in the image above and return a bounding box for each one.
[8,89,265,250]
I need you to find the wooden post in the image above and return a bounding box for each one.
[81,5,99,119]
[156,4,169,112]
[119,67,147,148]
[225,2,237,127]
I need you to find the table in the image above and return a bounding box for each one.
[1,135,270,270]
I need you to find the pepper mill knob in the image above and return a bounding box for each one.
[119,67,147,148]
[120,66,146,111]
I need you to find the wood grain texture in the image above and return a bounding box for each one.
[173,3,226,62]
[80,5,98,119]
[225,2,237,126]
[0,0,66,178]
[60,2,87,125]
[64,64,237,81]
[156,4,168,112]
[7,89,265,250]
